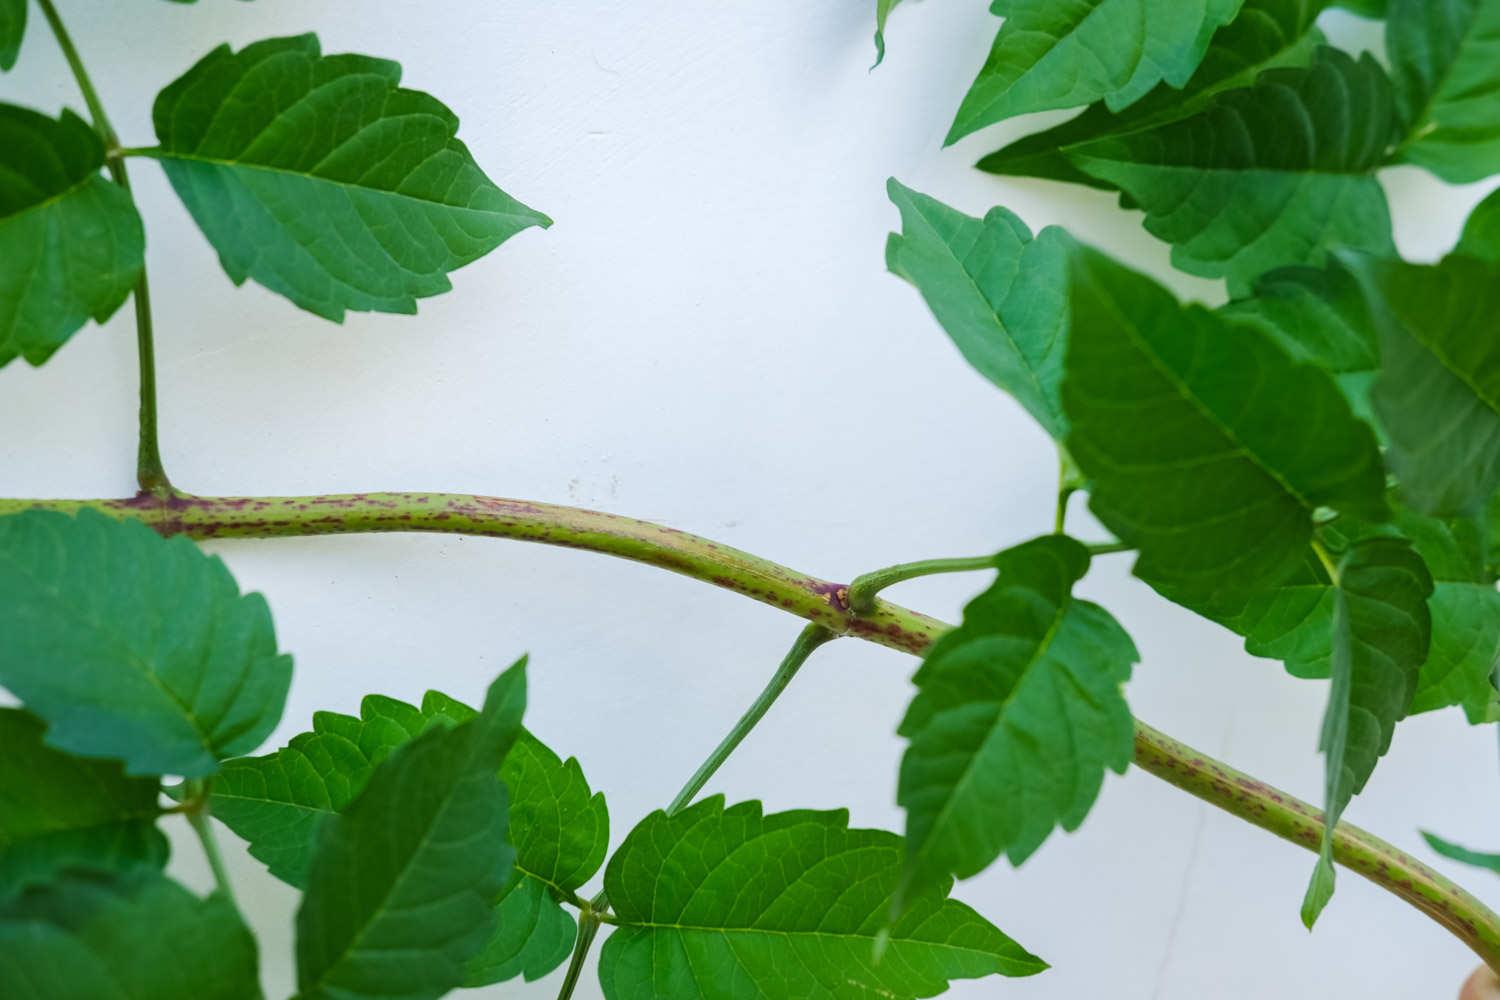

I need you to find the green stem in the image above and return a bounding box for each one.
[35,0,170,494]
[1087,540,1134,556]
[1313,538,1342,584]
[666,624,836,815]
[182,780,237,906]
[555,909,602,1000]
[4,490,1498,970]
[847,555,996,614]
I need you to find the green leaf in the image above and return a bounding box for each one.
[873,0,901,66]
[1456,188,1500,264]
[0,709,168,900]
[1387,0,1500,183]
[0,0,23,70]
[1062,242,1388,611]
[151,34,549,322]
[1423,831,1500,873]
[0,869,261,1000]
[885,180,1070,439]
[599,797,1045,1000]
[211,685,606,985]
[1064,48,1397,293]
[978,0,1329,188]
[1302,537,1432,927]
[294,661,526,1000]
[898,536,1137,895]
[0,510,291,778]
[947,0,1246,144]
[1343,253,1500,516]
[0,105,144,368]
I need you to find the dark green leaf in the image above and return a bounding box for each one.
[947,0,1245,144]
[885,180,1070,439]
[0,510,291,778]
[0,0,23,70]
[212,685,605,985]
[1456,188,1500,264]
[1303,538,1432,926]
[978,0,1328,188]
[1344,253,1500,516]
[1336,0,1388,14]
[1062,242,1388,610]
[599,797,1045,1000]
[1387,0,1500,183]
[0,869,261,1000]
[899,536,1137,895]
[0,106,143,367]
[294,661,526,1000]
[0,709,167,900]
[152,34,549,321]
[1423,831,1500,873]
[1064,48,1397,293]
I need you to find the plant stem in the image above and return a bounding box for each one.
[1313,538,1342,583]
[35,0,170,494]
[555,909,602,1000]
[181,780,238,906]
[666,623,836,815]
[4,490,1499,969]
[1087,540,1134,556]
[847,556,996,614]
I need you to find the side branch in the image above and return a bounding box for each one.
[2,490,1497,970]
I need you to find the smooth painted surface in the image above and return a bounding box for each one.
[2,3,1498,997]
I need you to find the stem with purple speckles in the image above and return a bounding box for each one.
[2,489,1498,970]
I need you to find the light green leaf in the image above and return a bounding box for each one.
[899,536,1137,894]
[0,869,261,1000]
[599,797,1045,1000]
[873,0,901,66]
[211,685,605,986]
[1062,242,1388,611]
[1343,253,1500,516]
[1065,48,1397,293]
[1456,188,1500,264]
[1303,538,1432,927]
[947,0,1246,143]
[0,709,168,900]
[0,0,23,70]
[1423,831,1500,873]
[0,105,143,368]
[0,510,291,778]
[1387,0,1500,183]
[885,180,1070,439]
[294,662,526,1000]
[978,0,1329,187]
[151,34,549,322]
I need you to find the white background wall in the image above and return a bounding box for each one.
[4,3,1499,997]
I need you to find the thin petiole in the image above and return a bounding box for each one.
[1312,538,1341,584]
[35,0,171,494]
[1086,540,1134,556]
[181,779,238,907]
[847,555,995,614]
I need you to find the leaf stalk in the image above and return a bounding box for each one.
[847,555,997,614]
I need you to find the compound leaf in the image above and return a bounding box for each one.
[0,105,143,368]
[1064,47,1396,293]
[947,0,1245,143]
[294,662,526,1000]
[152,34,549,322]
[599,797,1045,1000]
[0,709,168,900]
[0,510,291,778]
[898,536,1137,896]
[1344,253,1500,516]
[1456,188,1500,263]
[1387,0,1500,183]
[978,0,1329,188]
[1062,243,1387,611]
[212,685,605,986]
[0,869,261,1000]
[1302,538,1432,926]
[886,180,1070,439]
